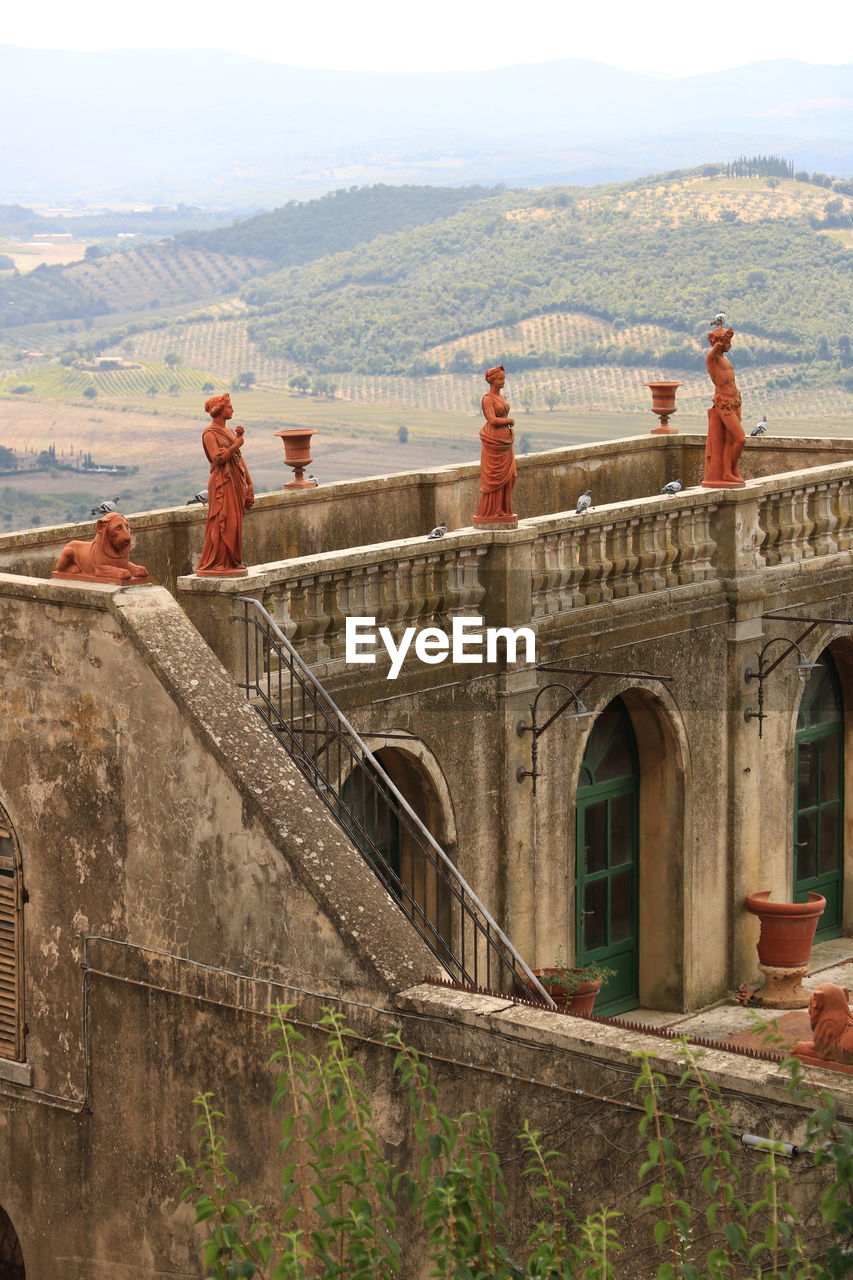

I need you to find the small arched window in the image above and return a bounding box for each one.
[0,808,23,1061]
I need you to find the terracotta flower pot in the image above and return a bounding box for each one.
[530,968,604,1015]
[745,891,826,968]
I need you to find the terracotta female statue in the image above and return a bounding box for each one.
[702,325,746,487]
[196,393,255,576]
[473,365,517,524]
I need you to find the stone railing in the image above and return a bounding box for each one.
[263,541,488,665]
[757,473,853,566]
[528,497,719,617]
[177,458,853,678]
[179,536,490,672]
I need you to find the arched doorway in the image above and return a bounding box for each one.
[340,745,453,948]
[0,1205,25,1279]
[576,698,639,1015]
[794,650,843,938]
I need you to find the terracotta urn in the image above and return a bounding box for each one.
[275,428,317,489]
[529,968,604,1016]
[645,381,682,434]
[745,891,826,968]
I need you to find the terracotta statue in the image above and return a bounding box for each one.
[473,365,517,524]
[196,393,255,576]
[52,512,149,584]
[793,983,853,1069]
[702,325,746,488]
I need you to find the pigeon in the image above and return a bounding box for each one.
[426,523,447,540]
[186,489,209,505]
[660,480,682,496]
[90,496,120,516]
[711,312,728,328]
[575,490,592,515]
[751,417,768,437]
[307,474,319,485]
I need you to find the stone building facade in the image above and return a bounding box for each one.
[1,431,851,1275]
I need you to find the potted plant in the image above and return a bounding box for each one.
[530,961,616,1015]
[744,891,826,968]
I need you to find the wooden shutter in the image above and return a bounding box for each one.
[0,825,20,1060]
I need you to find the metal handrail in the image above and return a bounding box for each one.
[232,596,554,1007]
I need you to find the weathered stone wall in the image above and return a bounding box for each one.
[2,956,848,1278]
[0,577,435,1098]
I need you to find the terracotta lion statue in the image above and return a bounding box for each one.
[793,983,853,1067]
[52,512,149,584]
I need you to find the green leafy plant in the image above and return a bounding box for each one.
[178,1006,853,1280]
[536,960,617,994]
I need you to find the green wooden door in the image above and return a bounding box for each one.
[576,699,639,1015]
[794,652,844,938]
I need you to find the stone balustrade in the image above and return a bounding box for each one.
[264,540,489,665]
[757,472,853,566]
[528,495,719,618]
[171,456,853,678]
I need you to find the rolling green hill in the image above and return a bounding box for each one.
[0,244,263,326]
[177,183,502,265]
[2,169,850,421]
[243,174,853,376]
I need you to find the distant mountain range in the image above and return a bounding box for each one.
[1,46,850,204]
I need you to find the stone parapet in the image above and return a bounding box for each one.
[175,456,853,679]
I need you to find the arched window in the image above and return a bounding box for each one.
[340,747,452,948]
[0,807,24,1062]
[795,651,843,938]
[0,1204,26,1278]
[576,698,639,1015]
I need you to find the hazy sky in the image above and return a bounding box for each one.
[3,0,851,76]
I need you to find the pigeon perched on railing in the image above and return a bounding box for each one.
[660,480,682,496]
[307,474,319,485]
[750,417,768,437]
[186,490,209,505]
[90,496,120,516]
[426,523,447,540]
[575,490,592,515]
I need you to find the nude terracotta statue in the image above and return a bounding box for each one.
[473,365,517,524]
[52,512,149,584]
[196,393,255,576]
[793,983,853,1069]
[702,326,746,488]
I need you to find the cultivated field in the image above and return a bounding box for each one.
[2,380,850,533]
[0,238,89,272]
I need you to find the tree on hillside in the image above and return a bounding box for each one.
[83,385,97,399]
[234,371,257,389]
[288,373,311,394]
[0,446,17,470]
[544,388,561,411]
[397,425,409,444]
[165,351,182,368]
